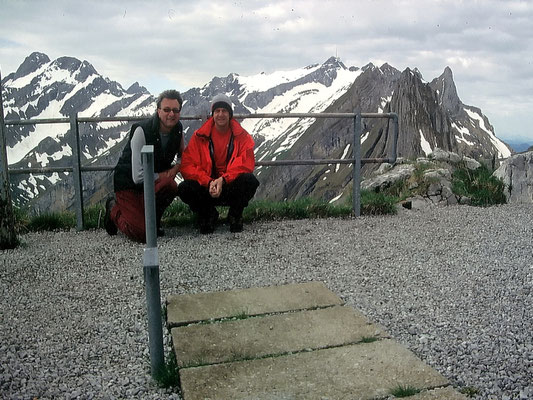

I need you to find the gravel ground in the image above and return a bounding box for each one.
[1,203,532,400]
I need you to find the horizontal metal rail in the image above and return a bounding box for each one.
[4,112,395,126]
[2,111,398,228]
[6,112,398,175]
[8,157,392,175]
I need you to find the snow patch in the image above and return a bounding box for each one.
[464,108,511,158]
[419,129,432,156]
[378,96,392,113]
[329,192,343,203]
[9,61,52,89]
[336,143,351,173]
[242,67,362,152]
[237,64,322,94]
[8,123,69,164]
[452,122,475,146]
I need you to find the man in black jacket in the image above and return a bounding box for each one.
[104,90,184,242]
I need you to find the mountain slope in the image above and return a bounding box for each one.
[2,52,153,210]
[252,64,512,202]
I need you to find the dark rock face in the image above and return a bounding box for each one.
[253,64,512,203]
[14,52,50,79]
[1,53,512,213]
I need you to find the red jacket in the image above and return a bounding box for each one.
[181,117,255,186]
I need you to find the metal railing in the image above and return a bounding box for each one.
[1,111,398,230]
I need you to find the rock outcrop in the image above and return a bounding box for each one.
[493,151,533,203]
[361,149,481,211]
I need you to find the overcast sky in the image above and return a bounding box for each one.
[1,0,532,142]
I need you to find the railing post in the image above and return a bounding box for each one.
[352,113,362,217]
[0,72,18,248]
[0,74,10,200]
[390,113,399,163]
[141,145,164,379]
[69,113,84,230]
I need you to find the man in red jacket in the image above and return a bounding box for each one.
[178,94,259,233]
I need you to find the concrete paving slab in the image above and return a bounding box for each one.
[171,305,388,367]
[408,386,469,399]
[179,339,450,400]
[167,281,343,326]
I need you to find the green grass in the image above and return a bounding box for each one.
[229,310,249,321]
[360,190,398,215]
[359,336,379,343]
[10,160,507,233]
[154,350,180,388]
[389,384,421,397]
[161,201,196,227]
[83,204,108,229]
[243,197,354,221]
[13,205,104,233]
[26,211,76,231]
[451,163,506,206]
[10,197,359,233]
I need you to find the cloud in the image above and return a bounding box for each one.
[0,0,532,140]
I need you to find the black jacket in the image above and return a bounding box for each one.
[113,114,183,192]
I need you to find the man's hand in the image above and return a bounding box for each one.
[209,177,224,198]
[159,164,180,180]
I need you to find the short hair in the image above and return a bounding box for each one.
[157,90,183,109]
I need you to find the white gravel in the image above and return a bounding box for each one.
[1,203,532,399]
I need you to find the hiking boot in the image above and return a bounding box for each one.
[228,213,243,233]
[104,197,117,236]
[199,208,219,234]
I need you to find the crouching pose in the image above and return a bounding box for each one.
[178,94,259,233]
[104,90,184,242]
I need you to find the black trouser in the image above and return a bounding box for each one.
[177,173,259,218]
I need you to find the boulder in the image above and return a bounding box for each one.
[493,151,533,203]
[430,148,462,163]
[361,164,415,192]
[429,148,481,170]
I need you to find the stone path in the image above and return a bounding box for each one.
[166,282,468,400]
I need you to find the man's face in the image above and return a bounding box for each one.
[157,98,181,133]
[213,107,230,131]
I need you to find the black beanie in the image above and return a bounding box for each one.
[210,94,233,118]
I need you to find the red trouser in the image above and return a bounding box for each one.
[110,174,179,243]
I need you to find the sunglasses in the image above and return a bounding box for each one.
[160,107,181,114]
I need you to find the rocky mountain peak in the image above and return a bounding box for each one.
[322,56,346,70]
[402,67,418,79]
[361,62,377,71]
[75,60,98,82]
[379,63,400,77]
[429,66,461,115]
[442,66,453,79]
[412,67,423,80]
[14,51,50,79]
[126,82,149,95]
[53,56,82,72]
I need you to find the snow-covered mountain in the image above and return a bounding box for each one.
[1,52,512,212]
[2,52,154,212]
